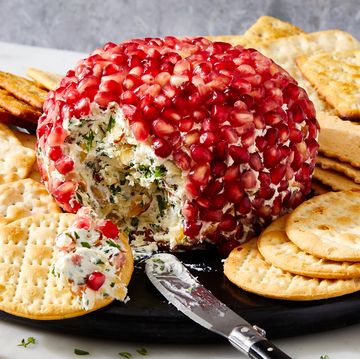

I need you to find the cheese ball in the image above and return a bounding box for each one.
[37,37,319,253]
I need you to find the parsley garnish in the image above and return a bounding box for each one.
[74,231,80,240]
[110,282,115,287]
[95,258,105,265]
[83,131,95,152]
[74,348,90,355]
[137,347,148,356]
[107,116,116,132]
[138,165,152,178]
[106,239,121,249]
[81,241,91,248]
[320,356,330,359]
[18,337,36,348]
[118,352,132,359]
[154,165,167,178]
[156,195,167,217]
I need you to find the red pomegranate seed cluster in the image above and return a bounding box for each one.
[37,36,319,252]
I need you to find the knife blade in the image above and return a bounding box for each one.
[145,253,292,359]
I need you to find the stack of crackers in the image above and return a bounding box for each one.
[211,16,360,195]
[0,68,61,132]
[225,191,360,300]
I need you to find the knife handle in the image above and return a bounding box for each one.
[248,340,292,359]
[228,325,292,359]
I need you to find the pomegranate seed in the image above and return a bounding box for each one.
[263,146,281,168]
[190,144,213,163]
[182,201,199,219]
[74,216,92,230]
[97,220,119,239]
[270,164,287,184]
[184,221,202,238]
[212,162,227,178]
[224,181,244,203]
[212,194,226,209]
[224,164,239,182]
[86,272,106,291]
[152,119,176,137]
[221,126,238,143]
[53,181,77,203]
[179,117,194,132]
[55,156,75,175]
[173,150,191,171]
[189,164,210,186]
[218,214,237,232]
[152,137,172,157]
[229,145,250,163]
[48,146,63,161]
[94,91,119,107]
[249,153,263,171]
[200,208,223,222]
[131,121,149,141]
[236,195,251,214]
[47,126,68,147]
[240,171,257,189]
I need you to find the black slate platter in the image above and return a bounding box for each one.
[1,248,360,343]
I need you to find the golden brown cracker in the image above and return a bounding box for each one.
[286,190,360,261]
[0,213,133,319]
[317,155,360,184]
[297,50,360,119]
[256,30,360,113]
[26,68,62,91]
[0,123,36,184]
[311,179,331,195]
[314,167,360,191]
[243,16,304,44]
[0,179,60,226]
[0,71,47,110]
[318,111,360,168]
[258,216,360,279]
[0,89,41,123]
[224,237,360,300]
[206,35,247,47]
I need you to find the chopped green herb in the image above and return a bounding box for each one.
[320,356,330,359]
[83,131,95,152]
[138,165,152,178]
[95,258,105,265]
[74,231,80,240]
[106,239,121,249]
[18,337,36,348]
[81,241,91,248]
[154,165,167,178]
[137,347,148,356]
[75,193,83,205]
[118,352,132,359]
[131,217,139,228]
[110,282,115,288]
[156,195,167,217]
[74,348,90,355]
[107,116,116,132]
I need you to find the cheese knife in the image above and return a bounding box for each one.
[145,253,292,359]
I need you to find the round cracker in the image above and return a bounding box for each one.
[224,238,360,300]
[0,213,133,320]
[286,190,360,261]
[0,178,60,226]
[258,216,360,279]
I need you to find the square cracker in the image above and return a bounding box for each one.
[0,71,48,110]
[317,155,360,184]
[0,123,36,184]
[296,50,360,119]
[206,35,247,47]
[0,178,60,226]
[26,68,62,91]
[317,111,360,168]
[0,89,41,123]
[243,16,304,45]
[313,166,360,191]
[255,30,360,113]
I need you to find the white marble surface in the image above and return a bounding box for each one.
[1,41,360,359]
